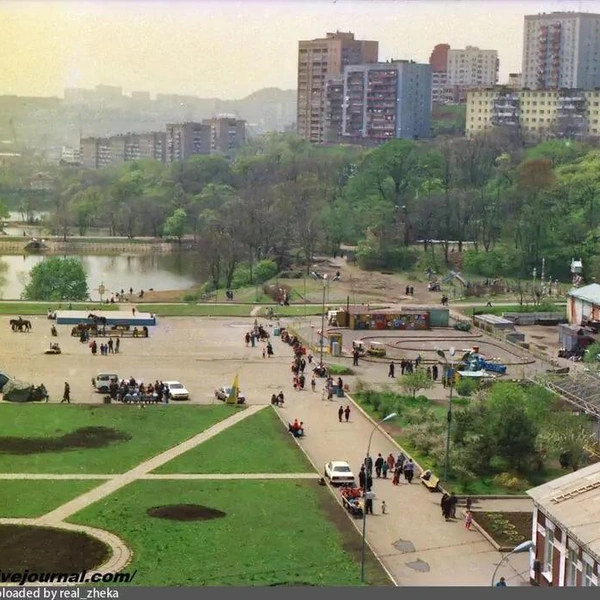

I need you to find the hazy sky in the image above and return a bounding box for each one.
[3,0,600,99]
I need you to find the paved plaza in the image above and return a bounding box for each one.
[0,311,538,586]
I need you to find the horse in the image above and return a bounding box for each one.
[88,313,107,326]
[10,318,31,332]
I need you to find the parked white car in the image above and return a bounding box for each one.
[163,381,190,401]
[324,461,356,485]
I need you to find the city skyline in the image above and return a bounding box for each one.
[4,0,600,100]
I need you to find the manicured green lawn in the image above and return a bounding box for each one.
[0,479,104,518]
[69,479,390,586]
[137,303,324,318]
[138,304,253,317]
[155,407,312,474]
[0,404,236,474]
[0,302,119,315]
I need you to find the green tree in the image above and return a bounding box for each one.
[163,208,187,241]
[23,257,88,301]
[400,371,433,398]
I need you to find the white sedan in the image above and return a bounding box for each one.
[163,381,190,401]
[324,461,356,485]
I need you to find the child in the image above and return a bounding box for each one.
[465,496,472,512]
[465,510,473,530]
[262,348,266,359]
[381,500,387,515]
[311,377,316,392]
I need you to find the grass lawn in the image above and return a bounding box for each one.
[155,407,312,474]
[262,305,324,317]
[0,404,235,474]
[0,302,119,316]
[69,479,391,586]
[138,304,253,317]
[0,479,104,518]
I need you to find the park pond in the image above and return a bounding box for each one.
[0,253,202,300]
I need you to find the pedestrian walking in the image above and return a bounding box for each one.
[61,381,70,404]
[358,466,366,489]
[375,453,384,478]
[403,459,414,484]
[392,465,402,485]
[441,493,452,521]
[108,338,114,353]
[115,337,120,353]
[352,349,360,367]
[344,405,350,422]
[465,510,473,530]
[396,452,406,471]
[132,307,136,317]
[381,500,387,514]
[338,406,344,422]
[449,492,458,518]
[432,364,438,381]
[311,377,316,392]
[386,453,395,469]
[364,454,373,476]
[364,489,375,515]
[388,361,395,378]
[381,461,389,479]
[465,496,472,512]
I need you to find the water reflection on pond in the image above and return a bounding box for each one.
[0,253,203,300]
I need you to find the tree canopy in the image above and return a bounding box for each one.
[9,128,600,285]
[23,257,89,301]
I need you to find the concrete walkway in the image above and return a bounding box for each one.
[37,404,265,526]
[269,335,532,586]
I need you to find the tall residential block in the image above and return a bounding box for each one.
[342,61,432,141]
[465,87,600,139]
[429,44,450,104]
[522,12,600,90]
[138,132,166,162]
[446,46,499,88]
[80,137,111,169]
[297,31,379,143]
[203,117,246,156]
[165,122,212,163]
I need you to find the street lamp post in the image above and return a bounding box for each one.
[490,540,534,586]
[319,275,327,365]
[360,412,397,584]
[436,347,459,482]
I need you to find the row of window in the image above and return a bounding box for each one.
[543,528,597,587]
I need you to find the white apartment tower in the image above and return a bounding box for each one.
[522,12,600,90]
[446,46,499,87]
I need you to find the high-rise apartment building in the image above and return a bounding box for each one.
[297,31,378,143]
[80,137,111,169]
[446,46,499,87]
[138,132,166,162]
[429,44,498,105]
[522,12,600,90]
[165,122,212,163]
[342,61,432,141]
[465,86,600,139]
[429,44,450,104]
[324,77,344,142]
[203,117,246,156]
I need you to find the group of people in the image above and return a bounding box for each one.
[270,391,285,407]
[288,418,305,437]
[89,337,121,355]
[106,377,173,403]
[388,359,439,381]
[244,324,270,348]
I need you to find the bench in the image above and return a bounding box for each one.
[421,472,440,491]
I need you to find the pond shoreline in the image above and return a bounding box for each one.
[0,237,197,255]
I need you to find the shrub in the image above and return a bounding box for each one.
[231,265,252,288]
[182,291,201,302]
[493,472,530,491]
[254,260,279,283]
[327,364,354,376]
[456,378,477,397]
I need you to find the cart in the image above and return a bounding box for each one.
[340,487,363,518]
